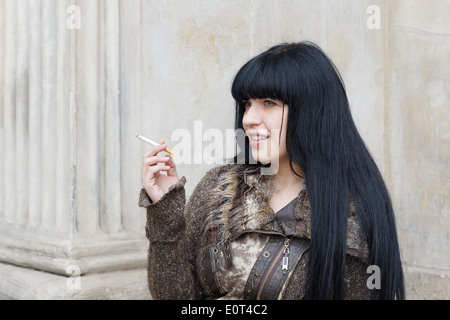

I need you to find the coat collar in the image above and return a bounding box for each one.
[206,164,369,263]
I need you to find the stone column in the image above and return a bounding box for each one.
[0,0,149,299]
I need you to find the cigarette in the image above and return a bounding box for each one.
[136,134,174,155]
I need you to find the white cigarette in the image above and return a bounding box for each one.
[136,134,174,155]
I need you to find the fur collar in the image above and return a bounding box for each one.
[200,164,369,263]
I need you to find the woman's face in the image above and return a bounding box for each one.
[242,98,288,167]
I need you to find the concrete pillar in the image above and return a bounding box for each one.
[0,0,149,299]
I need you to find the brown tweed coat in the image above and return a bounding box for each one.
[139,164,372,300]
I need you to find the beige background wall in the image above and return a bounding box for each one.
[0,0,448,299]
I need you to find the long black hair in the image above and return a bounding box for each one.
[231,42,405,299]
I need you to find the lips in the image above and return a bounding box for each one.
[248,135,268,141]
[247,132,270,147]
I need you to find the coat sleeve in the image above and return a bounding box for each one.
[138,166,224,300]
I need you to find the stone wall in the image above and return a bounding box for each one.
[0,0,448,299]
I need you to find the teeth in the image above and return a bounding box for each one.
[249,136,268,141]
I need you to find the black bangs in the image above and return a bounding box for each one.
[231,49,290,107]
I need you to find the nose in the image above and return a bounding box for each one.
[242,101,263,128]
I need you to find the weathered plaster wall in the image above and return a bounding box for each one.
[0,0,448,299]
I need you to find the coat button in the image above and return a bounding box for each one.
[263,251,270,258]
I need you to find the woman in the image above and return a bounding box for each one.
[139,41,405,300]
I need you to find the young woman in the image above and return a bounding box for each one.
[139,41,405,300]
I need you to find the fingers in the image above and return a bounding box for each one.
[142,162,170,180]
[165,153,176,167]
[165,154,178,177]
[148,163,171,174]
[142,154,171,167]
[141,139,178,186]
[142,141,168,158]
[142,139,167,156]
[143,154,177,179]
[142,163,170,189]
[142,139,176,170]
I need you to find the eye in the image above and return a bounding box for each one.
[264,100,277,107]
[243,101,252,109]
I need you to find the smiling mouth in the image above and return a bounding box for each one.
[248,135,270,147]
[248,135,269,141]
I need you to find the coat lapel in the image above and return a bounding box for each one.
[202,164,368,263]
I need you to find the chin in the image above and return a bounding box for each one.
[251,151,272,165]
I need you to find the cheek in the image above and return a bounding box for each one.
[275,124,288,156]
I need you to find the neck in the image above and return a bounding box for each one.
[272,160,304,193]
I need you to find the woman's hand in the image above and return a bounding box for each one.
[142,139,179,203]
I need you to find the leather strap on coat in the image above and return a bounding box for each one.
[243,236,310,300]
[201,239,233,297]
